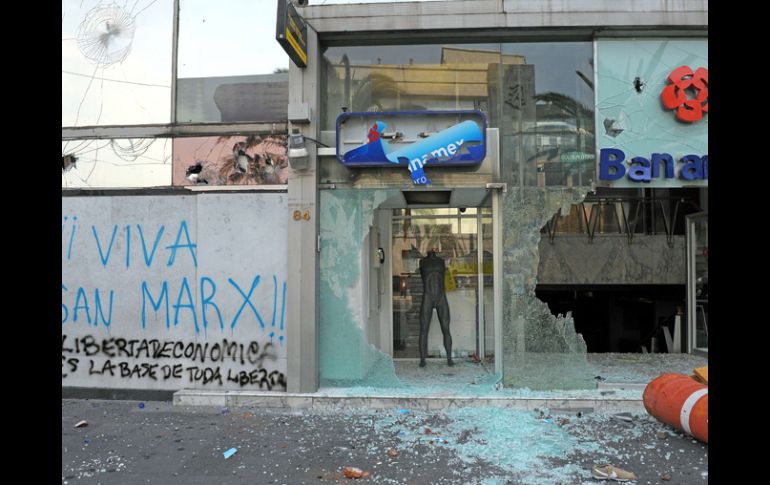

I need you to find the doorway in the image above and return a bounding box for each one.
[389,207,495,364]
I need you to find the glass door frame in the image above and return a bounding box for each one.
[387,207,494,361]
[686,211,708,356]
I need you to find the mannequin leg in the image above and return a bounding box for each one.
[436,296,453,366]
[418,298,433,367]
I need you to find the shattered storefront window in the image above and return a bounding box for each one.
[496,43,596,389]
[319,189,402,387]
[499,189,594,390]
[62,138,171,189]
[62,0,173,126]
[176,0,289,123]
[172,136,288,186]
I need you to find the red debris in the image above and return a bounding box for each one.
[342,466,370,479]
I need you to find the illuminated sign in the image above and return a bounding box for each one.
[336,110,487,185]
[275,0,307,68]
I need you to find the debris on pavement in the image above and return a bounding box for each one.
[610,413,633,423]
[223,447,238,459]
[656,430,669,439]
[692,366,708,385]
[387,448,399,457]
[138,402,145,409]
[661,472,672,481]
[74,420,88,428]
[342,466,370,479]
[592,464,637,481]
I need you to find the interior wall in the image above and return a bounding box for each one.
[538,235,687,285]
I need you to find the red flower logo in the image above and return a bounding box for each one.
[661,66,708,123]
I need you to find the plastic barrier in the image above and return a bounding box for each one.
[643,373,708,443]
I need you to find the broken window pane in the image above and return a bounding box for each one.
[176,0,289,122]
[62,138,172,188]
[62,0,173,127]
[172,136,288,186]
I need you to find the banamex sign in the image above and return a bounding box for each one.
[599,65,708,185]
[595,46,708,188]
[336,111,487,185]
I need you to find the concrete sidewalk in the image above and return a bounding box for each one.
[173,355,707,414]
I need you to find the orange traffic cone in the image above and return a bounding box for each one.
[643,373,708,443]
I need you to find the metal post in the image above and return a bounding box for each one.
[477,211,485,359]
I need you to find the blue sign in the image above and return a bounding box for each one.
[336,111,487,185]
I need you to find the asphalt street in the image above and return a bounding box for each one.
[62,399,708,485]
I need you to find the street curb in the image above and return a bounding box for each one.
[173,390,645,413]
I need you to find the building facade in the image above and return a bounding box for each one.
[62,0,708,396]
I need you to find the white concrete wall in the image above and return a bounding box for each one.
[303,0,708,33]
[61,193,288,391]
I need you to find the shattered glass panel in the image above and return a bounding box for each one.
[176,0,289,122]
[500,188,594,390]
[319,189,402,387]
[62,0,173,126]
[62,138,171,188]
[172,136,288,186]
[595,39,708,188]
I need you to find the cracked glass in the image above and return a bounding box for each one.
[62,0,173,127]
[172,135,289,186]
[595,39,708,188]
[62,138,172,188]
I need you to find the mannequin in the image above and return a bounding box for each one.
[418,250,453,367]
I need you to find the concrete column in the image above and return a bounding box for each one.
[286,26,320,393]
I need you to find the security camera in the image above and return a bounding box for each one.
[295,0,308,5]
[459,207,467,213]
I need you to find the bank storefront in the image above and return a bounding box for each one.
[285,1,707,393]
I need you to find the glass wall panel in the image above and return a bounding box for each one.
[320,42,594,188]
[498,43,595,187]
[62,138,171,188]
[62,0,173,126]
[172,135,288,186]
[176,0,289,122]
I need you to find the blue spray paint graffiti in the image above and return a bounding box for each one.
[62,217,287,343]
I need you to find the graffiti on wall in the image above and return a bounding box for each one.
[62,194,288,390]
